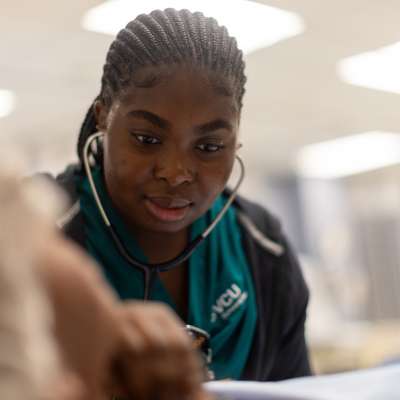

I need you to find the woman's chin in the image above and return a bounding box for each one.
[142,219,192,234]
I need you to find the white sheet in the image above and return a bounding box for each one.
[205,363,400,400]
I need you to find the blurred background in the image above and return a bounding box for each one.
[1,0,400,374]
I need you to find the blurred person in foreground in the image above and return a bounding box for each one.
[0,164,208,400]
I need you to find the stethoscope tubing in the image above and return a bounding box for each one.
[83,132,245,299]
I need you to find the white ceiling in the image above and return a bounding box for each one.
[1,0,399,174]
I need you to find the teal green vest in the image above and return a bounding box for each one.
[79,169,257,379]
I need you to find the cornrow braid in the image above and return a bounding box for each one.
[77,8,246,163]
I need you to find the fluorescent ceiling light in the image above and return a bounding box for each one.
[82,0,304,54]
[0,89,16,119]
[337,42,400,94]
[296,131,400,179]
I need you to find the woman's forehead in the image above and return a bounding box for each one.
[116,65,239,121]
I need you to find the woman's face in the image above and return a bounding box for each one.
[96,65,240,235]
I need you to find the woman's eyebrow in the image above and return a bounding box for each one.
[196,119,233,135]
[126,109,170,130]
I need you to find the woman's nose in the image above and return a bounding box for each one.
[154,151,195,187]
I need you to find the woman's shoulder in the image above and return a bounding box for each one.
[233,193,282,236]
[231,191,308,301]
[227,191,285,257]
[54,163,83,202]
[30,163,82,203]
[30,164,85,243]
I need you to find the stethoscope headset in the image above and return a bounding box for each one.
[83,132,245,300]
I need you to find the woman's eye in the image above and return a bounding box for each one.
[132,133,161,145]
[197,143,225,153]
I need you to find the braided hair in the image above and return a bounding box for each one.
[77,8,246,164]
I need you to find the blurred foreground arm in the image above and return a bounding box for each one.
[0,169,208,400]
[36,230,209,400]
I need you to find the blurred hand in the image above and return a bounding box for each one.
[111,302,209,400]
[35,232,210,400]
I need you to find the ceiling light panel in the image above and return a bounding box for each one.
[337,42,400,94]
[82,0,304,54]
[296,131,400,179]
[0,89,16,119]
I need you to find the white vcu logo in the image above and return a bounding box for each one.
[211,283,248,323]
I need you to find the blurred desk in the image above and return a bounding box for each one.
[309,319,400,374]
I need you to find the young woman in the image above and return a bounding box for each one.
[55,8,311,381]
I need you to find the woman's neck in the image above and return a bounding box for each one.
[132,227,189,265]
[132,227,190,320]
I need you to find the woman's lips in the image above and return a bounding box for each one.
[144,197,193,222]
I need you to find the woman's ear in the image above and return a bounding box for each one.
[236,142,243,151]
[93,100,107,132]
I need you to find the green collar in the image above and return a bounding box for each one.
[78,168,257,379]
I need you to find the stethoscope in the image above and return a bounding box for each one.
[83,132,245,300]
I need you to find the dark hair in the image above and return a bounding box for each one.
[77,8,246,163]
